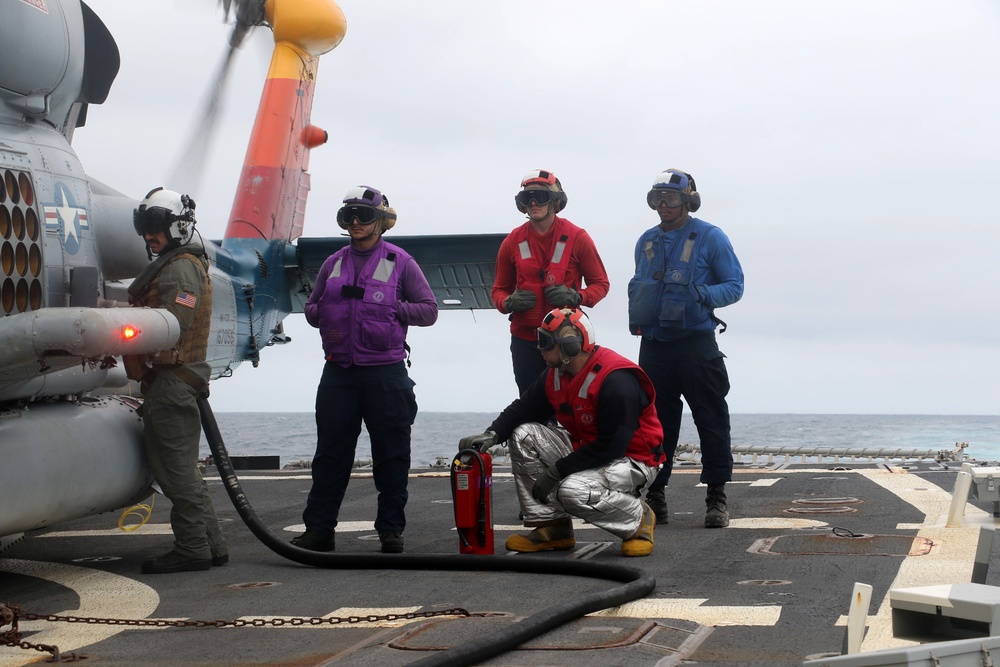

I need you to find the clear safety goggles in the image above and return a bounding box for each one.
[648,190,686,208]
[516,189,557,208]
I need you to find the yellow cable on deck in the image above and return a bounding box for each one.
[118,495,155,531]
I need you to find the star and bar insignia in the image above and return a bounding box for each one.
[175,292,197,308]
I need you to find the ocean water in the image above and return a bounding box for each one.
[201,412,1000,468]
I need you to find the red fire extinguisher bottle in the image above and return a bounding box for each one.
[450,449,494,555]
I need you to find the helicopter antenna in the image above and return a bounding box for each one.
[166,0,266,197]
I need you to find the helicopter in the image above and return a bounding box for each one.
[0,0,502,549]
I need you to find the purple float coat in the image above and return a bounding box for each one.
[305,239,438,366]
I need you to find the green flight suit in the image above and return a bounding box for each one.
[128,244,226,561]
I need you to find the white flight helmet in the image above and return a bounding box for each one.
[133,187,197,246]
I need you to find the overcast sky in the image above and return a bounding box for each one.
[76,0,1000,415]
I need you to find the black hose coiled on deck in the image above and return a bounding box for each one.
[198,396,655,667]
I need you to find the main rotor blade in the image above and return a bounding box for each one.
[165,45,237,198]
[166,0,266,197]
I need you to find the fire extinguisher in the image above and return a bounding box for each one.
[450,449,494,555]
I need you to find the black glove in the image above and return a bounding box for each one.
[531,465,564,503]
[544,285,582,308]
[504,289,537,313]
[458,430,498,452]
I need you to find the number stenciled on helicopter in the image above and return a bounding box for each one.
[216,328,236,346]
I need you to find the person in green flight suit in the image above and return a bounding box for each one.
[124,187,228,574]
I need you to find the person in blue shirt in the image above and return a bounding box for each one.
[627,169,744,528]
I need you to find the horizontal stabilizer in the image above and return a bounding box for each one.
[293,233,505,312]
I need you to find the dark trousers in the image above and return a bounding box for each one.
[511,335,547,396]
[303,361,417,535]
[638,334,733,487]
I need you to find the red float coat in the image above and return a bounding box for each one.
[492,216,610,341]
[545,347,663,468]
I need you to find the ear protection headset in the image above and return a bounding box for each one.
[379,200,397,233]
[646,168,701,212]
[516,169,568,214]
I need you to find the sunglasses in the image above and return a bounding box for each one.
[648,190,686,208]
[536,328,582,351]
[336,205,380,226]
[515,189,556,208]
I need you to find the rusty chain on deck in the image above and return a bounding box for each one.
[1,603,478,662]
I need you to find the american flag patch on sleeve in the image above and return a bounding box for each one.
[175,292,197,308]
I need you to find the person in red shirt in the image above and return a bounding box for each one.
[492,169,610,395]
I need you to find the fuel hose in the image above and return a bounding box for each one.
[198,395,655,667]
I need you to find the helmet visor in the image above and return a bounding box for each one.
[648,190,686,208]
[133,206,174,236]
[516,189,556,208]
[337,205,380,226]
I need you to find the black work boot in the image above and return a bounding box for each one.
[705,484,730,528]
[379,531,405,553]
[141,550,212,574]
[291,529,336,552]
[645,485,668,525]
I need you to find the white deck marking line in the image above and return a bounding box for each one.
[0,558,160,667]
[590,598,781,626]
[202,472,516,480]
[39,525,174,537]
[855,467,987,652]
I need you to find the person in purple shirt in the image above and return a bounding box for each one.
[292,186,439,554]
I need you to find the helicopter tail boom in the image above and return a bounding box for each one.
[223,0,346,243]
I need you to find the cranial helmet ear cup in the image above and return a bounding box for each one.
[687,191,701,212]
[561,340,582,357]
[684,172,700,212]
[380,206,397,233]
[552,190,568,214]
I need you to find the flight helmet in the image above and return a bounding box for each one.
[515,169,567,214]
[132,187,197,245]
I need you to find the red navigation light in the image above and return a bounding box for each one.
[302,125,328,148]
[122,324,139,340]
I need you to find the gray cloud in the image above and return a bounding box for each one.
[77,0,1000,415]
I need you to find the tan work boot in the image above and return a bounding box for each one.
[505,517,576,553]
[621,501,656,557]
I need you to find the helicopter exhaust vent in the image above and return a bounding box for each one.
[255,250,269,278]
[2,169,43,315]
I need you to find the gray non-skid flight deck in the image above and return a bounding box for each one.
[2,458,991,666]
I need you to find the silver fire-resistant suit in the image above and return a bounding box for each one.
[509,422,658,539]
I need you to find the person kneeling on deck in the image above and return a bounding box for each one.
[459,308,663,557]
